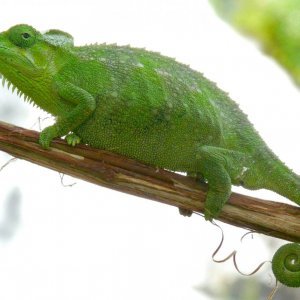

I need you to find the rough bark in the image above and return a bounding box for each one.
[1,120,300,243]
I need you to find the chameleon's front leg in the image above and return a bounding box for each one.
[39,77,96,149]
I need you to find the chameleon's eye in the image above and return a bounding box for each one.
[22,32,31,39]
[8,24,37,48]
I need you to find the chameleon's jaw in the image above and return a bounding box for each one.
[0,71,34,104]
[0,46,36,105]
[0,44,35,70]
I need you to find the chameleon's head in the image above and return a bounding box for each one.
[0,24,74,103]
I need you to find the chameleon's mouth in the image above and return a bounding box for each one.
[0,72,34,105]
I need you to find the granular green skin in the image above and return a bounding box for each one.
[0,24,299,222]
[1,24,300,287]
[272,243,300,287]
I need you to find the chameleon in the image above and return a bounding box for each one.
[0,24,299,286]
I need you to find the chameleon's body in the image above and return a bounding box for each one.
[0,25,299,286]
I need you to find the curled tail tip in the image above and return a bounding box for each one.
[272,243,300,288]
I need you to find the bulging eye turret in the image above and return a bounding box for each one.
[8,24,37,48]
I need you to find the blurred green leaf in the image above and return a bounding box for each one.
[210,0,300,86]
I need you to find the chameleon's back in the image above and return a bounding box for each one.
[72,44,263,172]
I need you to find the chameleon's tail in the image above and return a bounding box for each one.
[261,155,300,206]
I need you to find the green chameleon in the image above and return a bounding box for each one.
[0,24,299,287]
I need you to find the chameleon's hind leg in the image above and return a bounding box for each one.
[196,145,245,220]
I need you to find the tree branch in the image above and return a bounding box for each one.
[0,120,300,243]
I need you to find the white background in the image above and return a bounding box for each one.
[1,0,300,299]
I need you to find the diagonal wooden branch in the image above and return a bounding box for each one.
[0,120,300,243]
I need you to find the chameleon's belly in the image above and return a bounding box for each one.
[74,99,223,172]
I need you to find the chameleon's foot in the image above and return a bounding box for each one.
[39,125,58,149]
[66,133,81,146]
[178,207,193,217]
[204,190,230,221]
[204,208,218,221]
[204,209,213,221]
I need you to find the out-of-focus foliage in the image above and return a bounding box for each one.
[0,188,21,240]
[210,0,300,86]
